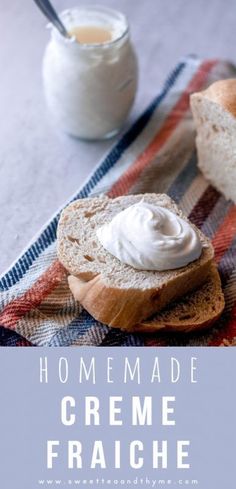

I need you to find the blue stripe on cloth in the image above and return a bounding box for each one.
[0,326,33,346]
[121,334,145,347]
[167,151,198,203]
[48,310,108,346]
[0,59,187,292]
[0,327,20,346]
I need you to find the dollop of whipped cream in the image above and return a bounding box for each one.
[96,200,202,271]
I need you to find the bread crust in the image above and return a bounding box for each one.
[68,264,224,333]
[68,256,213,330]
[190,79,236,204]
[190,78,236,118]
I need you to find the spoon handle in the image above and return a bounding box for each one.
[34,0,69,38]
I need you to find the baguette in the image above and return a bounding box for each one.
[190,79,236,203]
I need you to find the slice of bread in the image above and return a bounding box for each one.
[190,79,236,203]
[135,264,224,333]
[57,194,214,329]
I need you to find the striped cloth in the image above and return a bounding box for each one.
[0,55,236,347]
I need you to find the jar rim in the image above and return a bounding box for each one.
[51,5,129,49]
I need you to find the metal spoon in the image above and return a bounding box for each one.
[33,0,70,38]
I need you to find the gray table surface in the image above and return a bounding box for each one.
[1,0,236,274]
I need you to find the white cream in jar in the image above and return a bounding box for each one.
[43,6,138,140]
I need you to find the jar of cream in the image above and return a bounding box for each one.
[42,6,138,140]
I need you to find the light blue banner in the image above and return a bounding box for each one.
[0,348,235,488]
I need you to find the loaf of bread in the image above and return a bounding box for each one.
[190,79,236,203]
[136,264,224,333]
[57,194,214,330]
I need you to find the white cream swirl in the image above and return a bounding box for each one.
[96,200,202,271]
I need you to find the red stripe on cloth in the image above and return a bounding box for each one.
[211,205,236,263]
[108,60,218,198]
[16,338,34,347]
[0,260,67,330]
[188,186,220,226]
[224,303,236,340]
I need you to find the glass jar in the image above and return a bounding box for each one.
[42,6,138,140]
